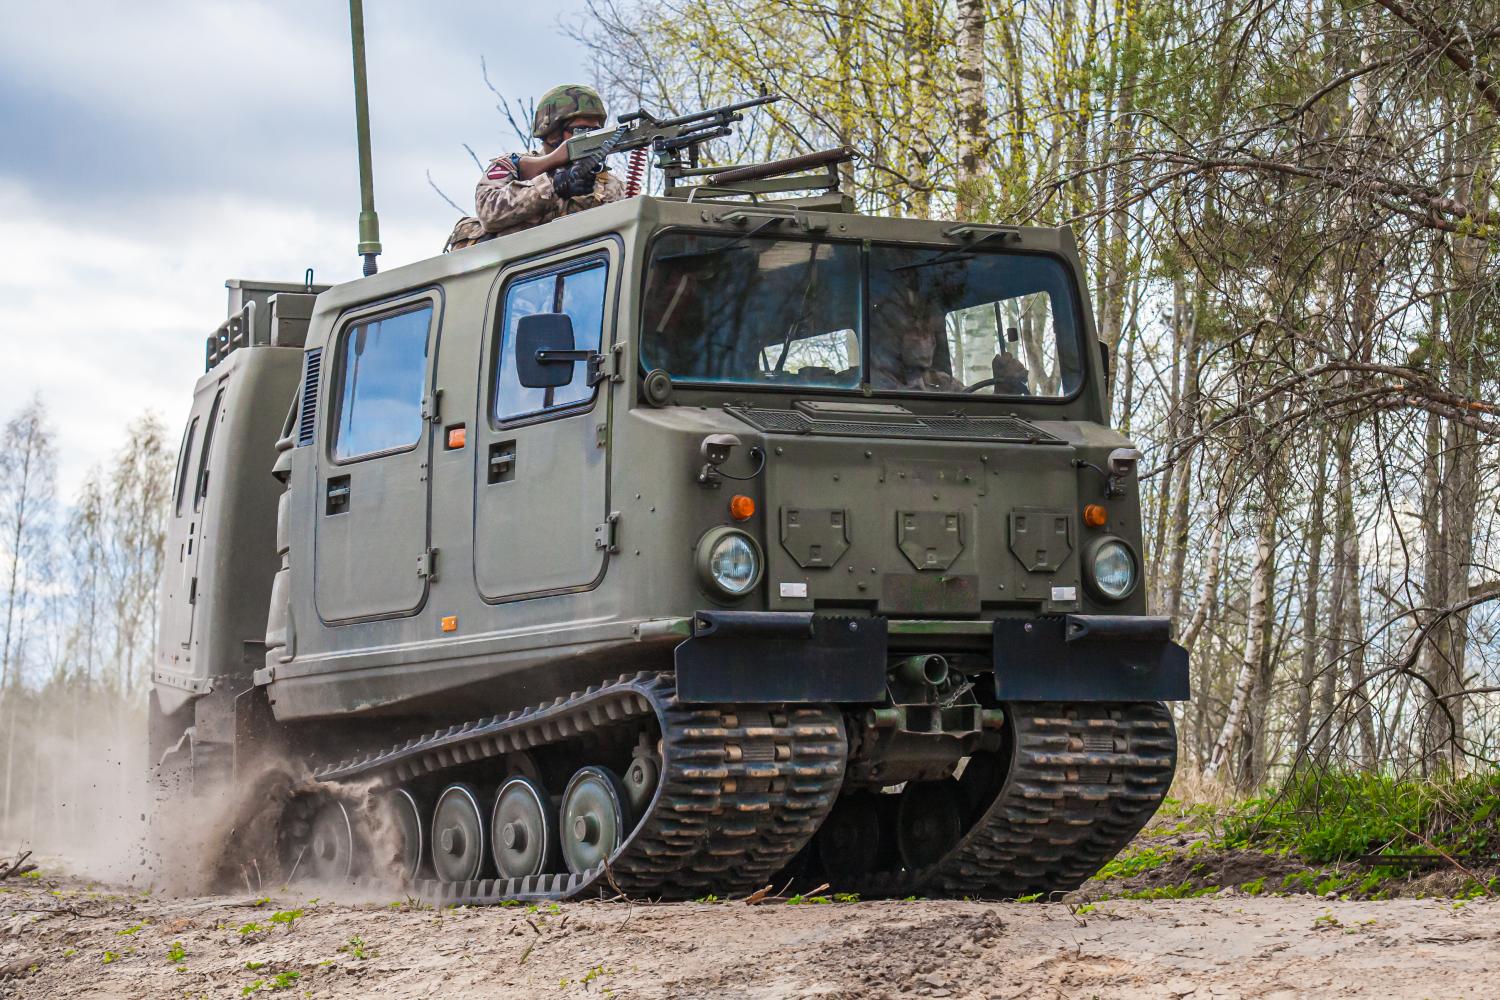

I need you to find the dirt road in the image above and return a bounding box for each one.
[3,870,1498,999]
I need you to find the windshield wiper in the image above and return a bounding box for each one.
[656,217,786,263]
[886,249,978,272]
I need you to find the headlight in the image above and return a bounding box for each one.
[1086,537,1138,601]
[697,527,762,598]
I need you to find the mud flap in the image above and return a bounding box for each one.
[674,611,888,703]
[992,615,1189,702]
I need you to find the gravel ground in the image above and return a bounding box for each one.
[3,869,1498,999]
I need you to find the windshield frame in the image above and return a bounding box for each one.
[637,226,1091,406]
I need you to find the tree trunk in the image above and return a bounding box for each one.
[953,0,986,222]
[1293,431,1331,757]
[1163,293,1202,625]
[1205,490,1277,785]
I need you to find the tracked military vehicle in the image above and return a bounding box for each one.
[152,101,1187,901]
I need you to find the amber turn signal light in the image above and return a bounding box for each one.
[446,425,467,450]
[729,495,756,521]
[440,615,458,633]
[1083,503,1108,528]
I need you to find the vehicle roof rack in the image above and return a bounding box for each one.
[205,278,331,372]
[663,146,858,212]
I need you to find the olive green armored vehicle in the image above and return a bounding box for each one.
[152,117,1186,902]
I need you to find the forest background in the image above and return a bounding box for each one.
[0,0,1496,846]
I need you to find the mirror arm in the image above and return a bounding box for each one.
[535,349,612,386]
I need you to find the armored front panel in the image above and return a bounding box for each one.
[758,422,1084,618]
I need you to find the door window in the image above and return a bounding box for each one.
[173,417,199,515]
[495,259,608,420]
[331,304,433,461]
[194,391,223,512]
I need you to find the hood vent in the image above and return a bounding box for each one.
[725,404,1060,444]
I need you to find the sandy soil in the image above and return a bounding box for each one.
[3,870,1498,999]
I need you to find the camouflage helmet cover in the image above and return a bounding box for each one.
[532,85,607,138]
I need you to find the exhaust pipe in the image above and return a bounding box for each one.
[893,654,949,687]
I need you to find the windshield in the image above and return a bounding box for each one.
[640,232,1084,399]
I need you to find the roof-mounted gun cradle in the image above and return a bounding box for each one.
[666,146,858,212]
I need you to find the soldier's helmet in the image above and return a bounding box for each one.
[532,85,608,139]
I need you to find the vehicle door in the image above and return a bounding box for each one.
[314,293,441,623]
[159,387,216,665]
[473,244,615,601]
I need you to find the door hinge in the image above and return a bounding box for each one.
[594,513,621,553]
[421,389,444,423]
[417,547,439,581]
[588,344,624,386]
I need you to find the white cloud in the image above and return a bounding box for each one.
[0,0,595,501]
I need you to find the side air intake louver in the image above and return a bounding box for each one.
[297,348,322,446]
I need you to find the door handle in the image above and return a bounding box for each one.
[326,475,351,514]
[488,441,517,484]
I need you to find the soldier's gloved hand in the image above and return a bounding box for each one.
[550,159,603,200]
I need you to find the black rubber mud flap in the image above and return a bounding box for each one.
[992,614,1189,702]
[674,611,888,703]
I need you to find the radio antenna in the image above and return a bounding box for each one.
[348,0,382,276]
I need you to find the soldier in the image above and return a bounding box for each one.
[446,84,626,251]
[870,281,966,392]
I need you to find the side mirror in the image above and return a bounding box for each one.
[1098,339,1111,392]
[516,313,578,389]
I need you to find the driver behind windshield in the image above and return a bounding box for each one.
[870,281,966,392]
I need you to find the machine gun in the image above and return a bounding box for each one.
[549,94,780,199]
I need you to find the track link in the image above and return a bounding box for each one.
[854,701,1176,898]
[311,673,847,902]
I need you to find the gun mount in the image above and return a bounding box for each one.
[561,95,858,211]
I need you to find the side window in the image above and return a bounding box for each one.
[495,259,608,420]
[173,417,199,515]
[946,293,1060,396]
[194,391,223,512]
[331,303,433,461]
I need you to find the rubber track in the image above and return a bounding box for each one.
[312,672,847,903]
[854,701,1176,899]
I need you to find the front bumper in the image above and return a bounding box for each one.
[671,612,1189,704]
[992,615,1189,702]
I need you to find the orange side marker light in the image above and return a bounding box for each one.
[1083,503,1108,528]
[440,615,458,633]
[446,425,467,449]
[729,495,756,521]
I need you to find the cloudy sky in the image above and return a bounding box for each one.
[0,0,591,497]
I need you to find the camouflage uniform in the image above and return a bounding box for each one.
[445,83,624,252]
[445,159,623,250]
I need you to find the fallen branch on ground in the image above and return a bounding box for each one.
[0,851,36,881]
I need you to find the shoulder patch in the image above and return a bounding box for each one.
[486,158,514,181]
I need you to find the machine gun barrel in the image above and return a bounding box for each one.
[564,95,781,164]
[644,93,779,129]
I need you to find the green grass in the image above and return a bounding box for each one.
[1223,769,1500,864]
[1111,881,1221,900]
[1092,844,1176,880]
[338,935,374,960]
[268,909,304,929]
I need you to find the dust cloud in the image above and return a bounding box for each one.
[0,694,151,884]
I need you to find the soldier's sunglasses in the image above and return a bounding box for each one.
[559,120,604,139]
